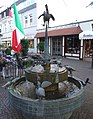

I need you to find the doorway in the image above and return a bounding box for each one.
[52,37,62,56]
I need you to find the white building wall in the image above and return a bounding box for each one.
[21,8,37,38]
[0,0,37,53]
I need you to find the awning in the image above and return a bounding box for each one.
[35,26,82,38]
[79,30,93,39]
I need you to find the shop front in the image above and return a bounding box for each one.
[64,35,80,59]
[36,26,82,59]
[79,30,93,61]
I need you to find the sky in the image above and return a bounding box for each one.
[0,0,93,27]
[37,0,93,27]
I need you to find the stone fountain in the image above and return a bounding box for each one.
[7,4,86,119]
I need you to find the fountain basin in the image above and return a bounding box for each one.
[8,76,85,119]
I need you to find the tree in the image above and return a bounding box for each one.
[5,46,12,55]
[21,39,29,57]
[0,44,4,52]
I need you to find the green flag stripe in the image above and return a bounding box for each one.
[14,3,24,35]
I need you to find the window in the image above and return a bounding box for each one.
[8,20,13,31]
[4,23,7,33]
[29,39,34,48]
[25,16,28,27]
[2,12,4,18]
[27,0,31,6]
[31,0,36,4]
[84,40,93,57]
[0,24,2,33]
[92,24,93,31]
[29,14,33,26]
[4,12,6,17]
[0,14,1,19]
[65,35,80,54]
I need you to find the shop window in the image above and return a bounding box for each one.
[84,40,93,57]
[29,39,34,48]
[65,35,80,54]
[29,14,33,26]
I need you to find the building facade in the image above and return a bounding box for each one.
[36,19,93,61]
[0,0,37,53]
[0,1,93,61]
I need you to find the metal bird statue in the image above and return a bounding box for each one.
[38,4,55,26]
[35,74,45,100]
[81,78,91,86]
[64,65,76,77]
[68,77,81,89]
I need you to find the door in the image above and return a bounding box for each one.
[52,37,62,56]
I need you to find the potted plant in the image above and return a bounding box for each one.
[37,41,44,53]
[21,39,29,57]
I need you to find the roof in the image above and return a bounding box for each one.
[35,26,83,38]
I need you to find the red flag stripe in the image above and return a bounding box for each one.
[12,29,21,52]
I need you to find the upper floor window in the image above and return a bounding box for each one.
[92,24,93,31]
[0,14,1,19]
[0,24,2,33]
[29,14,33,26]
[2,12,4,18]
[31,0,36,4]
[25,16,28,27]
[27,0,31,6]
[4,12,6,17]
[8,20,13,31]
[4,23,7,33]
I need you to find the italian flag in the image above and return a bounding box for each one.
[12,3,25,52]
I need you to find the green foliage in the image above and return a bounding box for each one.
[21,39,29,57]
[23,59,33,68]
[0,44,4,52]
[5,46,12,55]
[0,44,4,48]
[37,41,44,53]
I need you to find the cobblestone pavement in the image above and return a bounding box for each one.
[0,58,93,119]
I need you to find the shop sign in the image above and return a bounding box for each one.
[79,30,93,39]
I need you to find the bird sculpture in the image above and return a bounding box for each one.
[41,81,52,88]
[80,78,91,86]
[64,65,76,77]
[38,4,55,26]
[55,71,59,83]
[68,77,81,89]
[35,74,45,100]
